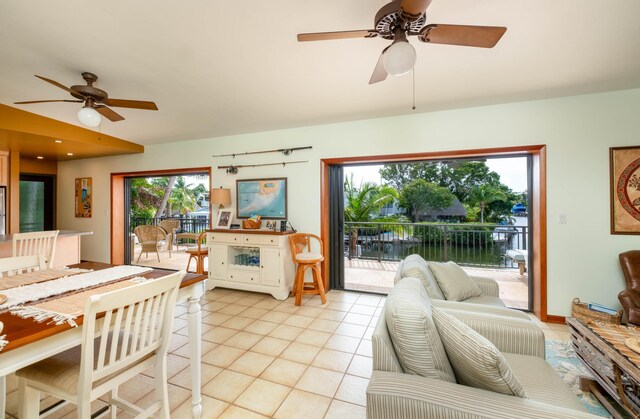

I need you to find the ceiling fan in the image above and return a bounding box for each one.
[297,0,506,84]
[14,72,158,127]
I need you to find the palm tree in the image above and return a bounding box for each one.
[468,185,508,223]
[344,174,399,256]
[169,177,197,215]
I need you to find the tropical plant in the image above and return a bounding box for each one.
[344,174,399,256]
[169,176,197,215]
[467,185,508,223]
[344,174,398,222]
[398,179,454,222]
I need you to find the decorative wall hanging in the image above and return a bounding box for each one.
[218,160,308,175]
[611,146,640,234]
[212,146,312,158]
[236,178,287,219]
[75,177,92,218]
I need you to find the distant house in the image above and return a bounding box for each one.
[379,200,407,217]
[418,198,467,222]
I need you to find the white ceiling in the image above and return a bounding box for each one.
[1,0,640,145]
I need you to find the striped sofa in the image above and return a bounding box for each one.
[394,254,508,308]
[367,278,599,419]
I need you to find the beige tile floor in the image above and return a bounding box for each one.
[3,287,568,419]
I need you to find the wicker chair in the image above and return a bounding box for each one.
[158,219,180,250]
[134,225,170,263]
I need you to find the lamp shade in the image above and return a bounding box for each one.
[77,106,101,127]
[212,188,231,207]
[383,40,416,76]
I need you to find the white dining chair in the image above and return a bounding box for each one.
[12,230,60,268]
[16,270,185,419]
[0,255,47,277]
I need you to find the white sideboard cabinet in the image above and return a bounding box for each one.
[207,229,296,300]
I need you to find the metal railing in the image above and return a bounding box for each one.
[345,221,527,269]
[130,216,210,234]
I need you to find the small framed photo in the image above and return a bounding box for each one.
[216,209,233,229]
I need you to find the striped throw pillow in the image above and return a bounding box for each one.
[401,256,445,300]
[428,261,483,301]
[385,278,456,383]
[432,307,527,397]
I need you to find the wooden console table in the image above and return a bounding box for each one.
[567,317,640,418]
[207,229,296,299]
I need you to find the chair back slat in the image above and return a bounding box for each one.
[0,255,46,277]
[78,272,183,391]
[96,310,113,370]
[12,230,59,268]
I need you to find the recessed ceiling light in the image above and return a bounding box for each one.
[37,156,44,159]
[67,152,74,156]
[54,139,63,143]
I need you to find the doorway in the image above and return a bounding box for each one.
[19,174,55,232]
[110,167,211,267]
[321,145,548,320]
[340,156,532,310]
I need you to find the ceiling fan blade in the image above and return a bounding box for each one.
[297,30,378,42]
[95,105,125,122]
[369,52,388,84]
[35,75,73,93]
[399,0,433,21]
[419,24,507,48]
[103,98,158,110]
[14,99,83,104]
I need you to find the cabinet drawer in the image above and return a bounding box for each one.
[243,234,280,246]
[209,233,243,244]
[228,269,260,284]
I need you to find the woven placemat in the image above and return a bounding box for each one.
[589,321,640,366]
[0,268,91,291]
[11,277,148,326]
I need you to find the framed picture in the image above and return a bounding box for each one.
[216,208,233,229]
[236,178,287,219]
[610,146,640,234]
[75,177,92,218]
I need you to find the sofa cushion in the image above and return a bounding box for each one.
[428,261,483,301]
[400,255,445,300]
[385,278,456,383]
[432,307,527,397]
[503,353,587,412]
[462,295,507,307]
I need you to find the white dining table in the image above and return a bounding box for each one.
[0,263,207,419]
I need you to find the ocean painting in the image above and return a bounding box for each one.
[237,178,287,219]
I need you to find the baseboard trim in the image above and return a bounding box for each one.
[546,315,567,324]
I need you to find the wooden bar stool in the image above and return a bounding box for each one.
[288,233,326,306]
[186,231,208,274]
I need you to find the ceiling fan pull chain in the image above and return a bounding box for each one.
[412,68,416,110]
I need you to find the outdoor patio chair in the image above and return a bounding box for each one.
[158,219,180,250]
[134,225,171,263]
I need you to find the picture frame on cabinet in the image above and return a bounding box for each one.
[216,208,233,229]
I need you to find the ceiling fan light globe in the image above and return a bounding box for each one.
[383,41,416,76]
[77,106,101,127]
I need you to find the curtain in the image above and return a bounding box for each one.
[328,165,345,290]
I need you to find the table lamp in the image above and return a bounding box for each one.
[212,187,231,209]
